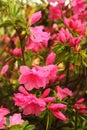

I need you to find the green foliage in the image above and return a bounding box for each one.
[9,121,35,130]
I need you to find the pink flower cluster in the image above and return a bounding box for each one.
[74,98,87,114]
[0,107,9,129]
[0,107,24,129]
[26,11,50,52]
[14,86,68,121]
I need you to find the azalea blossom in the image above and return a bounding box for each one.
[13,86,46,116]
[34,64,58,83]
[0,64,9,75]
[9,113,24,126]
[74,98,87,114]
[18,66,47,90]
[69,36,82,51]
[48,103,67,121]
[0,107,10,129]
[10,48,22,57]
[46,52,56,65]
[30,26,50,43]
[26,26,50,52]
[19,65,58,90]
[71,0,87,14]
[49,4,62,21]
[56,86,73,100]
[57,28,71,43]
[41,88,55,103]
[64,17,85,35]
[29,11,42,25]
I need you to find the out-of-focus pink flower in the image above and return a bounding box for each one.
[57,28,71,43]
[46,52,56,65]
[56,86,73,100]
[30,26,50,43]
[49,4,62,21]
[71,0,87,14]
[77,98,85,103]
[0,64,9,75]
[10,48,22,57]
[0,115,6,129]
[0,107,10,129]
[26,38,47,52]
[0,107,10,116]
[18,66,47,91]
[64,17,85,35]
[48,103,67,121]
[69,63,74,71]
[13,87,46,116]
[69,36,82,51]
[9,113,24,126]
[57,74,66,81]
[12,36,19,45]
[26,26,50,52]
[29,11,42,25]
[74,98,87,114]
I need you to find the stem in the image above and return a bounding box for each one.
[46,113,50,130]
[15,28,26,65]
[20,40,25,65]
[74,110,78,130]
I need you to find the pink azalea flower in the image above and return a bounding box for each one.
[48,103,67,121]
[46,52,56,65]
[10,48,22,57]
[0,115,6,129]
[9,113,24,126]
[71,0,87,14]
[49,4,62,21]
[34,64,58,83]
[64,17,85,35]
[56,86,73,100]
[57,74,66,81]
[26,38,47,52]
[41,88,55,103]
[74,98,87,114]
[18,66,47,90]
[69,36,82,51]
[29,11,42,25]
[26,26,50,52]
[77,98,85,103]
[0,64,9,75]
[0,107,10,129]
[57,28,71,43]
[13,87,46,116]
[23,97,46,116]
[19,65,58,90]
[41,88,51,98]
[0,107,10,116]
[30,26,50,43]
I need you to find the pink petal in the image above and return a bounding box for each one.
[52,111,67,121]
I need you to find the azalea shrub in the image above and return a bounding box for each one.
[0,0,87,130]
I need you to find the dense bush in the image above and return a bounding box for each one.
[0,0,87,129]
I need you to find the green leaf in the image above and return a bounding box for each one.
[0,19,13,27]
[24,125,35,130]
[9,121,29,130]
